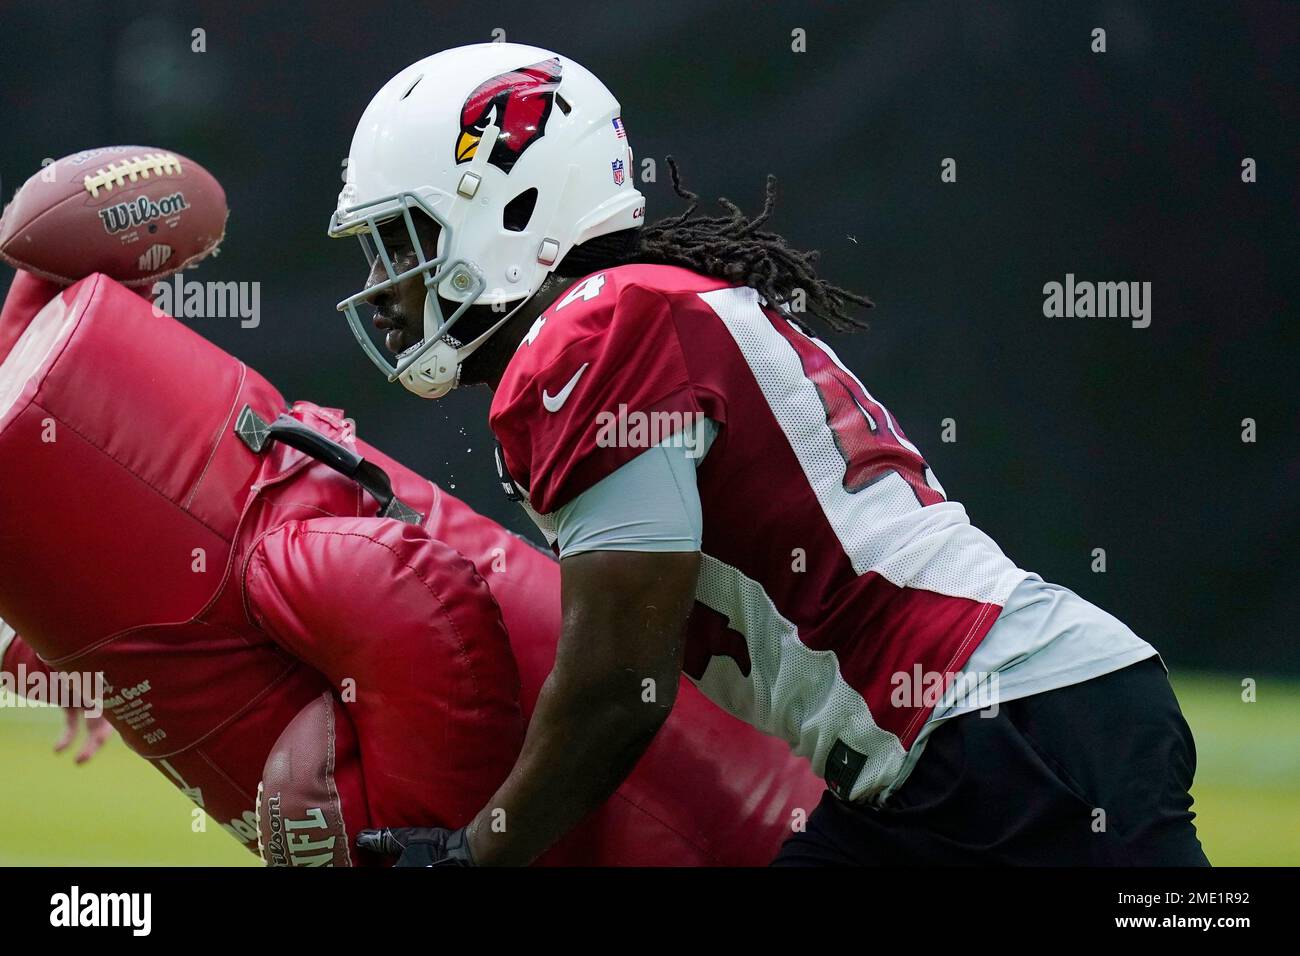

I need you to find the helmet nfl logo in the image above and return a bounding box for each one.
[611,158,625,185]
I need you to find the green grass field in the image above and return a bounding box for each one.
[0,671,1295,866]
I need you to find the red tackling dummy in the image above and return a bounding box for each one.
[0,270,824,865]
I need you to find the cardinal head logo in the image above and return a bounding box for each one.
[457,58,562,174]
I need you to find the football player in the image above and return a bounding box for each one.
[332,43,1208,866]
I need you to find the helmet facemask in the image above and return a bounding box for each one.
[331,191,488,390]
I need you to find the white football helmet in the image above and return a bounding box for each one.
[329,43,644,398]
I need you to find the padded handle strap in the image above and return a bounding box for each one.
[234,405,423,525]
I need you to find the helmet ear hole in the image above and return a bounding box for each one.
[503,188,539,232]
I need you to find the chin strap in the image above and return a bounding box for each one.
[399,286,544,399]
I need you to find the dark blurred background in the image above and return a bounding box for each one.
[2,0,1296,675]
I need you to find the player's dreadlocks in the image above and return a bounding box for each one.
[563,157,872,333]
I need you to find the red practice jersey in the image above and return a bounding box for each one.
[490,264,1029,801]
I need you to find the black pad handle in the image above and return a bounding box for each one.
[235,405,423,525]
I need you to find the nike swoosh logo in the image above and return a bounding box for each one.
[542,363,589,413]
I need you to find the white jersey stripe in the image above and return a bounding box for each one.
[697,285,1026,605]
[691,553,908,799]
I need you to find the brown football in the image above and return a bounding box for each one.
[0,145,227,287]
[257,692,370,867]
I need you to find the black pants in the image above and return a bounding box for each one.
[773,656,1210,865]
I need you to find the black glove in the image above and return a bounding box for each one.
[357,826,475,867]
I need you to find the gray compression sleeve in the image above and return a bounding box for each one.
[553,418,717,558]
